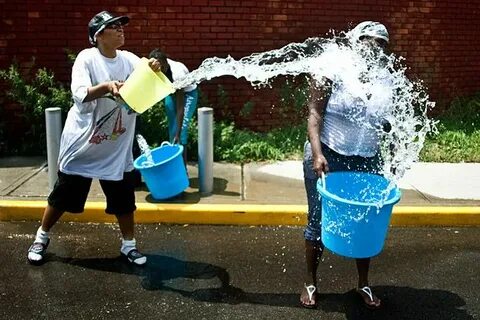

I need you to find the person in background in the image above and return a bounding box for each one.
[148,49,198,166]
[300,21,392,310]
[27,10,161,266]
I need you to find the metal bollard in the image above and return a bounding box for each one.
[197,107,213,195]
[45,107,62,190]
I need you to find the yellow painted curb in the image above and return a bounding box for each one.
[391,206,480,226]
[0,201,307,225]
[0,200,479,226]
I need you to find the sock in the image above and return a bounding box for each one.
[121,238,136,256]
[35,227,49,245]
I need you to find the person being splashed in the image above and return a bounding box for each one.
[300,21,393,310]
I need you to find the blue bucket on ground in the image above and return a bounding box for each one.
[317,172,401,258]
[133,142,189,200]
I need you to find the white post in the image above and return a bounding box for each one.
[197,107,213,195]
[45,107,62,190]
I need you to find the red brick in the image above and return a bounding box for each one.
[27,11,41,18]
[0,1,478,132]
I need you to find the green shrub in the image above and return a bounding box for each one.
[136,101,169,147]
[1,57,478,164]
[420,92,480,162]
[438,92,480,133]
[276,76,309,126]
[210,121,305,162]
[0,62,72,155]
[0,101,6,154]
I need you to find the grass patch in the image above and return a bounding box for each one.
[212,122,306,162]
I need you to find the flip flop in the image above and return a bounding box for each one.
[357,286,381,310]
[300,284,317,309]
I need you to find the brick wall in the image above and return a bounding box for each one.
[1,0,479,134]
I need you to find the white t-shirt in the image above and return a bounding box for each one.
[167,58,197,92]
[58,47,141,181]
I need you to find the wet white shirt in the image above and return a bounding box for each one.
[321,68,394,157]
[167,58,197,92]
[58,47,140,180]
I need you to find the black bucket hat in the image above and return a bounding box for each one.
[88,11,129,45]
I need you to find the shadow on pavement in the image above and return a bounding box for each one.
[144,191,201,204]
[58,254,473,319]
[319,286,474,320]
[189,177,240,197]
[0,156,45,168]
[139,177,240,204]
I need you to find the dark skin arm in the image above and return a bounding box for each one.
[307,78,332,176]
[84,81,123,103]
[83,58,161,103]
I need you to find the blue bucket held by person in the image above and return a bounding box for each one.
[317,171,401,258]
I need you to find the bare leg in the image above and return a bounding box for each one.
[300,239,324,307]
[40,204,65,231]
[305,240,323,284]
[116,212,147,265]
[356,258,370,288]
[356,258,381,308]
[27,205,64,264]
[115,212,134,240]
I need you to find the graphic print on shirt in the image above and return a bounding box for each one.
[89,106,126,144]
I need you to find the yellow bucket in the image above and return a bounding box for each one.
[119,57,175,114]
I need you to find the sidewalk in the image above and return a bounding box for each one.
[1,157,479,225]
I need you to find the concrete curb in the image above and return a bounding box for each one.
[1,200,479,226]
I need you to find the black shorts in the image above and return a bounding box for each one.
[48,171,137,215]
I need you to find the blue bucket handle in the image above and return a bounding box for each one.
[160,141,172,147]
[321,172,327,191]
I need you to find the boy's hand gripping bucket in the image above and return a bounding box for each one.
[119,58,175,114]
[133,141,189,200]
[317,172,401,258]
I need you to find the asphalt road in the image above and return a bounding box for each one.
[0,222,478,320]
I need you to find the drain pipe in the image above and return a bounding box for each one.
[45,107,62,190]
[197,107,213,195]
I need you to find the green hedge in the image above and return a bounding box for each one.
[1,62,479,163]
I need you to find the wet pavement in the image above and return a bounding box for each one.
[1,222,479,320]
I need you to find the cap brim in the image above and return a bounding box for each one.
[374,35,389,43]
[105,15,130,26]
[359,33,389,43]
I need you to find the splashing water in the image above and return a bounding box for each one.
[174,25,436,207]
[136,134,154,167]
